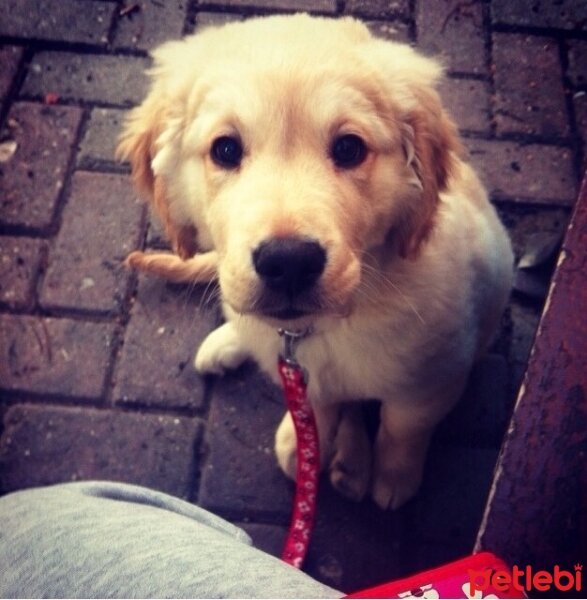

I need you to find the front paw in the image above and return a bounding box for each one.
[194,323,249,375]
[329,449,371,503]
[274,412,297,480]
[371,466,422,510]
[328,409,372,502]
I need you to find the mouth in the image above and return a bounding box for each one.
[250,288,324,322]
[261,307,310,320]
[231,296,351,323]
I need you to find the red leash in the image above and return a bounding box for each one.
[277,328,319,569]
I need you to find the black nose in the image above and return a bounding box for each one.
[253,237,326,296]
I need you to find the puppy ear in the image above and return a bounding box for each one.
[364,40,462,258]
[398,86,462,258]
[116,85,198,259]
[116,95,159,201]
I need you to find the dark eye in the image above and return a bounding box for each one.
[211,136,243,169]
[331,134,367,169]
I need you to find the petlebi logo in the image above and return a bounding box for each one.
[468,563,583,595]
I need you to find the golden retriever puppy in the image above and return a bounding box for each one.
[118,14,513,510]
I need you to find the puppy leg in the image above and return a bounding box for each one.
[194,322,250,375]
[329,405,372,502]
[275,404,339,481]
[373,375,468,511]
[274,412,297,479]
[372,401,433,511]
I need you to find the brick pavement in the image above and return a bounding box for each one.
[0,1,585,594]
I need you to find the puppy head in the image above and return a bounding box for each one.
[118,14,461,323]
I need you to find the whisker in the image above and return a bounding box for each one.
[358,258,426,325]
[198,279,221,313]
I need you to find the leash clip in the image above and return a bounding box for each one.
[278,327,312,366]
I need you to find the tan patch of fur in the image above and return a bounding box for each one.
[398,89,463,258]
[117,96,201,263]
[125,250,218,283]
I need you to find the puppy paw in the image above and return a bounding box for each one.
[328,405,371,502]
[329,454,370,502]
[275,412,297,481]
[194,323,249,375]
[371,468,422,510]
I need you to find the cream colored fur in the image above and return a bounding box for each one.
[118,14,514,510]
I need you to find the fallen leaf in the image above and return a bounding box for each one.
[119,3,140,17]
[0,140,17,162]
[518,229,564,270]
[44,92,60,105]
[79,277,95,291]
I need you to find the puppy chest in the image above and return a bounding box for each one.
[293,335,409,403]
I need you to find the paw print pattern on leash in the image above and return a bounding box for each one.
[278,357,319,569]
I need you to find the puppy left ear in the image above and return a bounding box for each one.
[117,90,199,260]
[398,86,462,258]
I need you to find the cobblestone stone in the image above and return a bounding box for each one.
[113,277,217,411]
[77,108,129,168]
[198,363,292,520]
[574,92,587,167]
[366,20,411,44]
[22,53,150,106]
[113,0,187,51]
[199,0,337,13]
[0,45,22,107]
[491,0,587,31]
[496,204,569,262]
[567,40,587,88]
[0,0,114,45]
[493,33,569,138]
[465,138,577,205]
[40,172,144,315]
[240,522,287,557]
[436,354,510,448]
[439,77,491,134]
[0,102,83,230]
[0,315,114,399]
[410,446,499,546]
[415,0,486,75]
[145,214,170,249]
[304,484,405,592]
[345,0,409,19]
[0,404,202,498]
[508,301,542,393]
[403,449,499,575]
[0,236,45,310]
[192,11,244,33]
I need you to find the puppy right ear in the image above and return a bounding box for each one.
[117,95,198,260]
[116,95,159,202]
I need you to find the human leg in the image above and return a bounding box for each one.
[0,481,342,599]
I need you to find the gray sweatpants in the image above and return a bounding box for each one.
[0,481,342,598]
